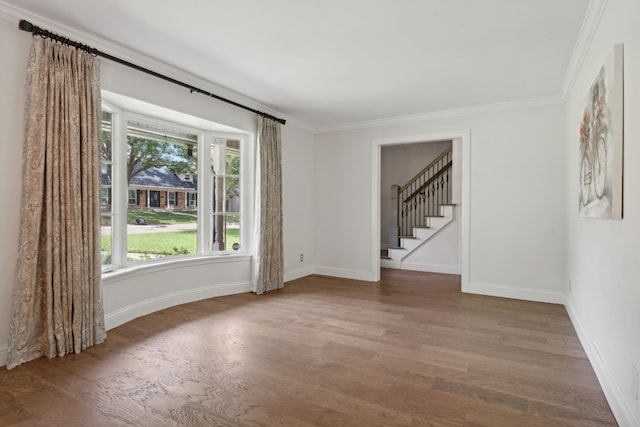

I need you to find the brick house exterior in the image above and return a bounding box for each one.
[101,166,198,210]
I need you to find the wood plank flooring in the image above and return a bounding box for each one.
[0,269,617,426]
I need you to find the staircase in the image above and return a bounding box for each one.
[382,146,455,270]
[381,204,455,268]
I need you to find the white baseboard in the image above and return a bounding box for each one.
[565,300,635,427]
[285,266,313,282]
[399,262,460,275]
[312,266,377,282]
[105,281,250,331]
[0,344,7,367]
[463,281,564,304]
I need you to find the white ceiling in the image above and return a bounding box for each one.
[2,0,590,130]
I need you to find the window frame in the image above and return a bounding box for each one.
[101,100,252,274]
[167,191,176,207]
[128,189,139,206]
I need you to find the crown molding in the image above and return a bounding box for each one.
[314,95,564,134]
[560,0,609,100]
[0,1,312,130]
[0,0,603,135]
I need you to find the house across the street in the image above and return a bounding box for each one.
[101,166,198,210]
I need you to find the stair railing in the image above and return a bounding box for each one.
[397,147,452,238]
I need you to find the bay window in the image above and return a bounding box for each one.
[101,96,249,273]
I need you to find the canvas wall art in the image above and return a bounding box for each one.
[578,44,624,218]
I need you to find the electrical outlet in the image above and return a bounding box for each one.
[300,253,304,262]
[632,365,638,400]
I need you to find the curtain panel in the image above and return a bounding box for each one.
[252,116,284,294]
[6,37,106,369]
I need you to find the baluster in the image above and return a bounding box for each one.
[449,169,452,205]
[412,180,416,234]
[431,182,436,217]
[420,174,424,227]
[401,188,404,238]
[398,188,402,240]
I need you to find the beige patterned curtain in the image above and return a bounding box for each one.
[6,37,106,369]
[252,116,284,294]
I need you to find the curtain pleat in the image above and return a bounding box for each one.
[252,116,284,294]
[6,37,106,369]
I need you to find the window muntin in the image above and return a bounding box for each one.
[100,103,248,273]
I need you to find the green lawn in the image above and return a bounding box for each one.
[127,210,197,225]
[101,229,240,257]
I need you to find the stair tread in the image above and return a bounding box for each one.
[425,215,445,218]
[380,256,391,260]
[387,246,404,250]
[399,235,416,239]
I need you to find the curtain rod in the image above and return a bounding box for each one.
[18,19,286,125]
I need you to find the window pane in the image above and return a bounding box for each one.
[225,214,240,251]
[101,112,112,163]
[226,176,240,213]
[100,211,112,265]
[225,140,240,174]
[210,138,240,252]
[100,111,113,267]
[126,122,198,262]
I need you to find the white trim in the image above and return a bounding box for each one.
[372,130,471,289]
[371,142,382,282]
[565,300,636,427]
[464,281,564,305]
[0,344,7,367]
[312,266,377,282]
[460,133,471,292]
[317,97,563,134]
[284,266,314,282]
[560,0,609,100]
[105,281,250,330]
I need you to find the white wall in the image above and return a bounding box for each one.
[0,14,28,368]
[0,14,316,366]
[315,103,566,303]
[380,140,452,247]
[282,124,316,281]
[564,0,640,425]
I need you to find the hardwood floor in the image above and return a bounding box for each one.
[0,269,617,426]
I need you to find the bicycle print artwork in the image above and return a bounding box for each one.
[578,44,624,219]
[579,70,608,209]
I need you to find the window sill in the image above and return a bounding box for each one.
[101,253,252,285]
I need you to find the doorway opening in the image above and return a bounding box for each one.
[371,131,470,291]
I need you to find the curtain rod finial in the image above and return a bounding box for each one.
[19,19,34,32]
